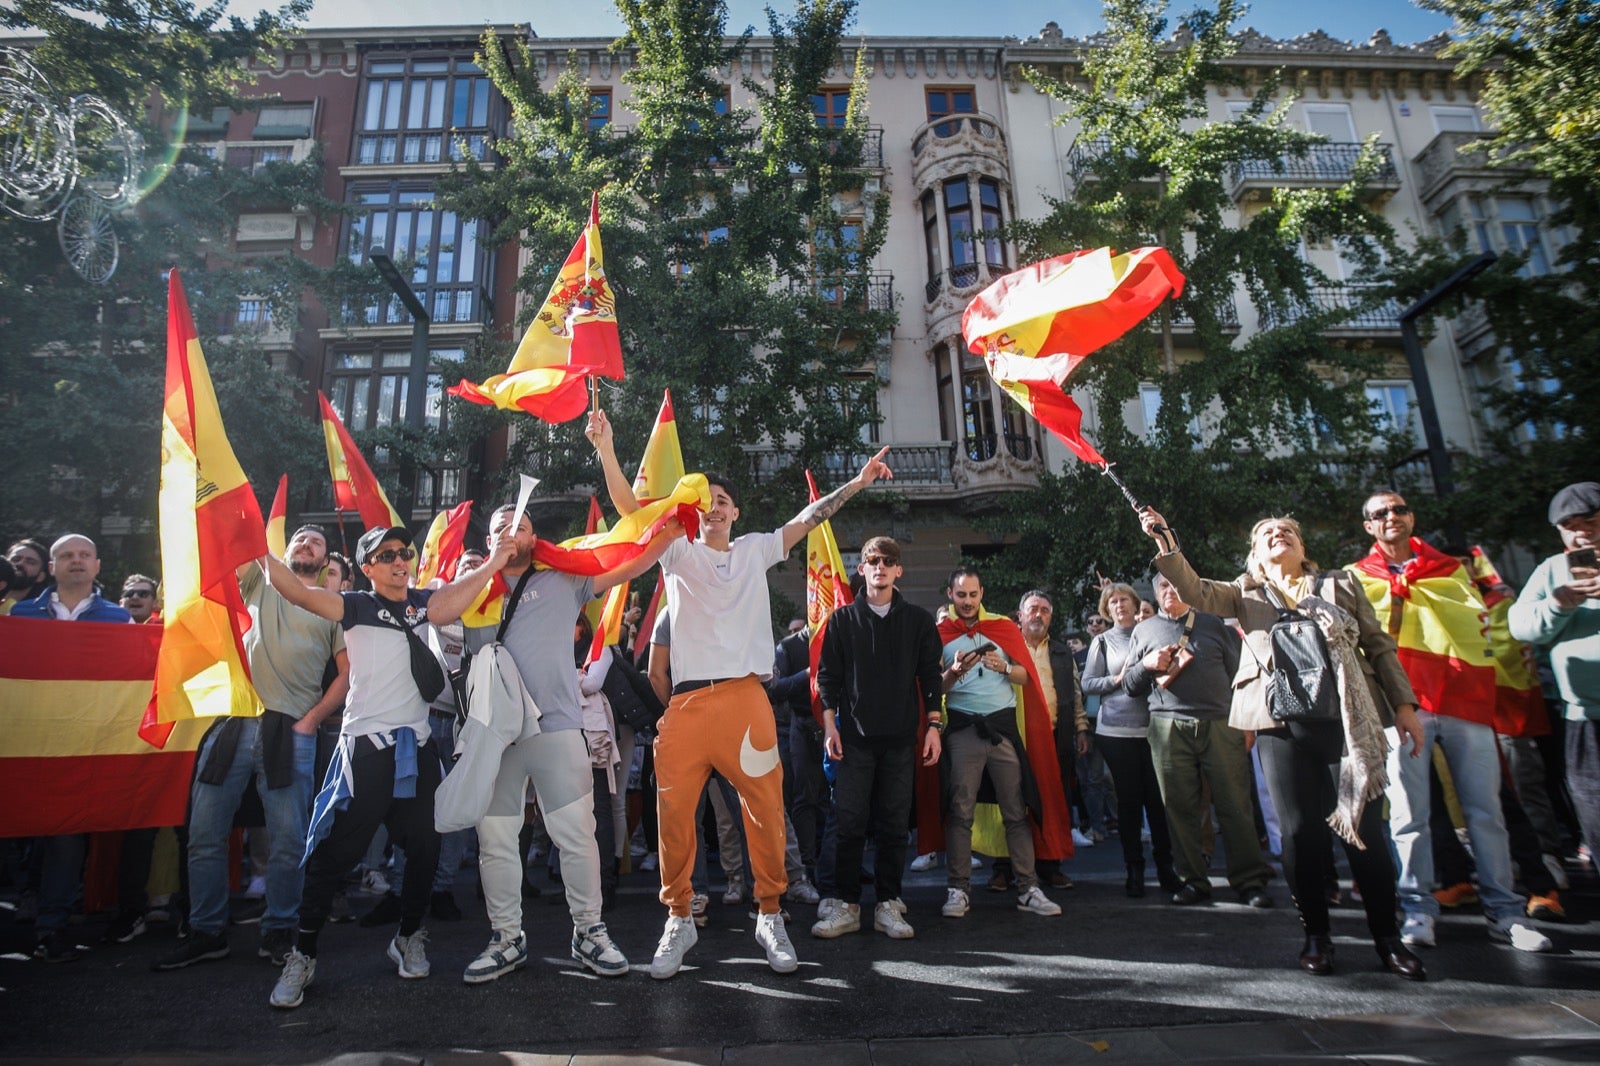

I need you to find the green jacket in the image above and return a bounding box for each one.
[1508,552,1600,721]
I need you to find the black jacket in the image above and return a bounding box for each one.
[816,591,942,742]
[768,629,812,728]
[601,651,666,734]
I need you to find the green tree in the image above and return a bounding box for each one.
[438,0,894,533]
[1,0,336,582]
[1418,0,1599,552]
[969,0,1441,616]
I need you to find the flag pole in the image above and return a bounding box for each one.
[334,508,351,559]
[589,375,599,417]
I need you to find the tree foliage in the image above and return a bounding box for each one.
[971,0,1442,618]
[438,0,894,533]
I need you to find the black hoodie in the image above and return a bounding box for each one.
[816,590,942,742]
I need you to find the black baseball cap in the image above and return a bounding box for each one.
[357,525,412,565]
[1548,482,1600,526]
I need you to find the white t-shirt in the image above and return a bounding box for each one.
[661,530,787,683]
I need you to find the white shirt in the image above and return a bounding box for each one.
[661,530,787,683]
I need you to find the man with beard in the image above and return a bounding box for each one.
[5,538,51,610]
[154,525,351,972]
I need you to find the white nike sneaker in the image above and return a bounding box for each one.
[269,949,315,1009]
[650,915,697,980]
[387,929,431,978]
[1016,885,1061,916]
[874,899,914,939]
[941,887,969,918]
[755,911,798,973]
[909,852,939,872]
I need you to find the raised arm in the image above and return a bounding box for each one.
[263,552,344,622]
[1141,506,1246,619]
[592,517,683,595]
[428,533,516,625]
[780,446,893,553]
[585,408,642,517]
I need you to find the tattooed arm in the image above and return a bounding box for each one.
[780,446,893,553]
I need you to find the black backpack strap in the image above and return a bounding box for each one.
[495,568,537,644]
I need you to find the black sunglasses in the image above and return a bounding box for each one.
[861,555,898,567]
[368,547,417,565]
[122,588,154,598]
[1366,505,1413,521]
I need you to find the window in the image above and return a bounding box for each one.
[812,89,850,128]
[1365,381,1416,439]
[357,57,493,165]
[236,298,271,329]
[588,90,612,132]
[344,186,488,324]
[922,190,941,291]
[934,342,957,441]
[812,218,863,303]
[926,87,975,136]
[1430,105,1479,133]
[669,226,730,280]
[977,179,1005,270]
[1465,197,1554,277]
[327,347,466,434]
[254,104,314,139]
[944,179,976,287]
[1139,384,1201,441]
[695,386,727,435]
[960,350,996,461]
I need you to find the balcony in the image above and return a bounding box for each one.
[1064,135,1160,186]
[822,126,884,171]
[910,113,1008,191]
[340,284,492,329]
[1413,129,1509,213]
[923,262,992,304]
[1261,285,1402,335]
[746,442,954,490]
[1166,294,1241,334]
[351,130,493,169]
[1315,450,1438,497]
[789,272,894,314]
[217,139,316,172]
[1226,143,1400,204]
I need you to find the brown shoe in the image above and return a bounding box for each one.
[987,870,1011,893]
[1047,872,1074,890]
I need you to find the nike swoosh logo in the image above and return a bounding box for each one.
[739,727,781,779]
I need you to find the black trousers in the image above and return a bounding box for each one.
[832,738,914,905]
[299,738,442,943]
[1255,726,1397,938]
[788,716,829,873]
[1097,734,1174,868]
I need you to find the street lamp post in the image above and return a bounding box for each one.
[367,246,431,522]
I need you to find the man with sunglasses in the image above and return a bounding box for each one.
[257,523,517,1008]
[119,574,160,623]
[1348,491,1551,953]
[810,536,942,940]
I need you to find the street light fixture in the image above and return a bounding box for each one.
[367,245,431,522]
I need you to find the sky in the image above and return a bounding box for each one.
[251,0,1455,47]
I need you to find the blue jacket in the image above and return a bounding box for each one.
[9,585,132,623]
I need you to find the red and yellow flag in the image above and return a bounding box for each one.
[1,618,208,835]
[582,496,611,638]
[1465,547,1551,737]
[266,474,289,558]
[149,269,266,733]
[318,390,404,530]
[449,191,623,424]
[1349,539,1497,725]
[417,500,474,587]
[632,390,685,504]
[802,470,854,721]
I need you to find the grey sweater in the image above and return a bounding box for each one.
[1080,627,1150,735]
[1122,610,1240,721]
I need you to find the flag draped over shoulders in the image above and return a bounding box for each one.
[1464,547,1550,737]
[1348,538,1496,725]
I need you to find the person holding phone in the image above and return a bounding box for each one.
[1510,481,1600,893]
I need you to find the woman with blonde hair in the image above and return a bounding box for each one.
[1080,581,1179,897]
[1136,508,1428,981]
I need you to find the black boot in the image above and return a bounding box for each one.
[1155,860,1182,894]
[1125,862,1146,898]
[1299,934,1334,975]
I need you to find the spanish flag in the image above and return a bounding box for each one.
[417,500,474,587]
[149,269,265,730]
[1465,547,1551,738]
[266,474,289,558]
[1,618,208,835]
[318,390,404,530]
[449,191,623,424]
[632,390,685,504]
[803,470,853,720]
[1349,539,1497,726]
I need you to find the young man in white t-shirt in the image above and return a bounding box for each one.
[586,409,892,978]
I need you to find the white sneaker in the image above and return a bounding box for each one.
[690,893,710,928]
[387,929,430,979]
[1071,828,1095,848]
[874,899,914,939]
[810,902,860,938]
[1400,913,1436,948]
[909,852,939,872]
[722,881,745,905]
[787,879,821,905]
[816,897,845,921]
[1017,885,1062,916]
[463,929,527,984]
[650,915,698,980]
[360,869,391,895]
[1490,918,1553,953]
[755,911,799,973]
[244,875,267,899]
[571,921,629,976]
[941,887,969,918]
[640,852,659,872]
[1542,853,1571,891]
[269,949,315,1009]
[971,855,984,869]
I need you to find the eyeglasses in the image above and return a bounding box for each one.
[122,588,154,598]
[861,555,897,567]
[1087,617,1108,627]
[368,548,417,565]
[1366,505,1413,521]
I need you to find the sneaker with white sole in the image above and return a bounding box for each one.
[941,887,969,918]
[1489,918,1553,953]
[909,852,939,872]
[571,921,629,976]
[1016,885,1062,916]
[810,902,860,938]
[816,897,844,921]
[650,915,698,979]
[690,893,710,928]
[755,911,799,973]
[269,949,315,1009]
[787,879,821,905]
[1400,913,1436,948]
[1071,828,1095,848]
[387,929,431,979]
[463,930,527,984]
[360,868,391,895]
[722,881,745,906]
[874,899,915,939]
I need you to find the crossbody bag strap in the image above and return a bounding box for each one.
[1175,610,1197,650]
[495,568,537,645]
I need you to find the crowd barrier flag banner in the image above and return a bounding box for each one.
[317,390,404,531]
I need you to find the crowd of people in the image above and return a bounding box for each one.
[4,436,1597,1002]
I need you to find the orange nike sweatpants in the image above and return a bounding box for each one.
[654,675,788,916]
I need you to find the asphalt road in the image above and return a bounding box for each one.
[3,835,1597,1061]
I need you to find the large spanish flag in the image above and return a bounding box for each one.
[416,500,474,587]
[1,618,208,836]
[1465,547,1550,738]
[449,191,623,424]
[318,390,404,530]
[1348,538,1497,725]
[149,270,266,732]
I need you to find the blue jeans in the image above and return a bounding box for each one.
[35,834,86,935]
[186,717,316,935]
[1385,710,1521,923]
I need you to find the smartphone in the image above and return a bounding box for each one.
[1567,547,1599,570]
[971,641,996,656]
